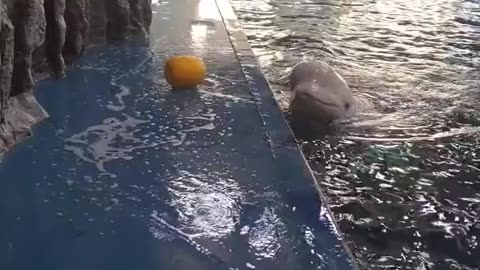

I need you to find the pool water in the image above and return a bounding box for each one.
[230,0,480,269]
[0,1,358,269]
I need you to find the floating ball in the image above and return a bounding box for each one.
[164,55,206,89]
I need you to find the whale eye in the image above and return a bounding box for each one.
[344,103,350,110]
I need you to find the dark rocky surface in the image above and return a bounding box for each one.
[0,2,14,125]
[11,0,46,97]
[128,0,152,37]
[64,0,89,60]
[106,0,130,40]
[0,0,153,155]
[44,0,66,76]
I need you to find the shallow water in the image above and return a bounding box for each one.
[230,0,480,268]
[0,1,358,269]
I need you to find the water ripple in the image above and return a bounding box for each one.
[166,170,243,239]
[231,0,480,268]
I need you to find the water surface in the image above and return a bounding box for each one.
[0,1,356,269]
[230,0,480,268]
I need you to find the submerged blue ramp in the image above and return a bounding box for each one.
[0,0,356,269]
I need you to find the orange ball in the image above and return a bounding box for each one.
[164,55,207,89]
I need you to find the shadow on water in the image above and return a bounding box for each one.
[231,0,480,269]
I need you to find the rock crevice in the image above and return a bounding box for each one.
[11,0,47,97]
[0,0,152,155]
[44,0,66,77]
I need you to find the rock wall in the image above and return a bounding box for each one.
[0,2,14,127]
[11,0,47,97]
[0,0,152,155]
[45,0,67,77]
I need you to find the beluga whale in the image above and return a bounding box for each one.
[288,61,355,125]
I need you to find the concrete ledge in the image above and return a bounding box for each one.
[216,0,358,268]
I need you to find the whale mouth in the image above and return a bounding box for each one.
[300,91,340,109]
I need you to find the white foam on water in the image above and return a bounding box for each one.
[247,207,286,259]
[64,115,158,174]
[106,84,131,112]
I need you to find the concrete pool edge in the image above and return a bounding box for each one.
[215,0,359,267]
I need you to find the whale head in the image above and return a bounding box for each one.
[290,81,355,123]
[288,61,355,124]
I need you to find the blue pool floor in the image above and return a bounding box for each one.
[0,0,356,269]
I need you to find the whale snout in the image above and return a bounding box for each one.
[290,82,354,123]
